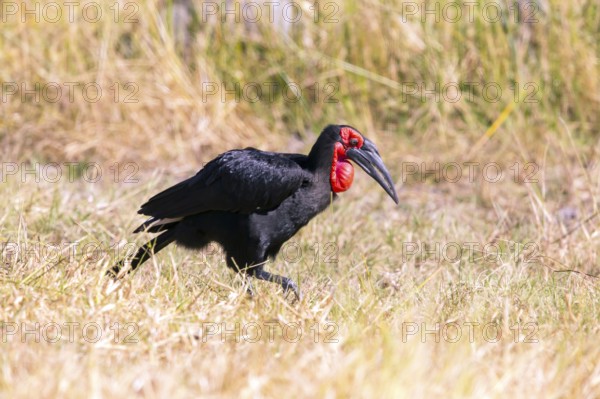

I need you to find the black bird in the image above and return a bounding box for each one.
[109,125,398,299]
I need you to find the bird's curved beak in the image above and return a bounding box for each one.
[346,139,399,204]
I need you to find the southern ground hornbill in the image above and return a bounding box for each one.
[109,125,398,299]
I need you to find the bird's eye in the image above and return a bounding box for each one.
[349,138,359,147]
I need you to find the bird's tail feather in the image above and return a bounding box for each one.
[107,229,176,278]
[133,217,182,233]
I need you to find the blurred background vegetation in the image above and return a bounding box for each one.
[1,0,597,169]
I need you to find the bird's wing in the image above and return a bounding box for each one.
[137,149,307,219]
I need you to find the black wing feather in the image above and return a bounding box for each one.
[138,149,307,219]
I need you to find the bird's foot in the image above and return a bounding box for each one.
[106,262,123,279]
[254,269,302,302]
[281,278,302,302]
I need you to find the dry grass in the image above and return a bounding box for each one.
[1,0,600,397]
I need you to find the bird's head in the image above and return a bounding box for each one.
[328,125,398,204]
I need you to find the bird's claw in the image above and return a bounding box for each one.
[282,280,302,302]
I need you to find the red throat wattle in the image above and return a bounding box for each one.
[330,142,354,193]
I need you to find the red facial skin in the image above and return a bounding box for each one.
[339,127,364,149]
[330,127,364,193]
[330,142,354,192]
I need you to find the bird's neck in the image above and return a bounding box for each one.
[307,135,336,171]
[307,136,355,193]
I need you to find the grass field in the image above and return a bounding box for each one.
[1,0,600,397]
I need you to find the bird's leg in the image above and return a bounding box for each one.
[254,269,301,301]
